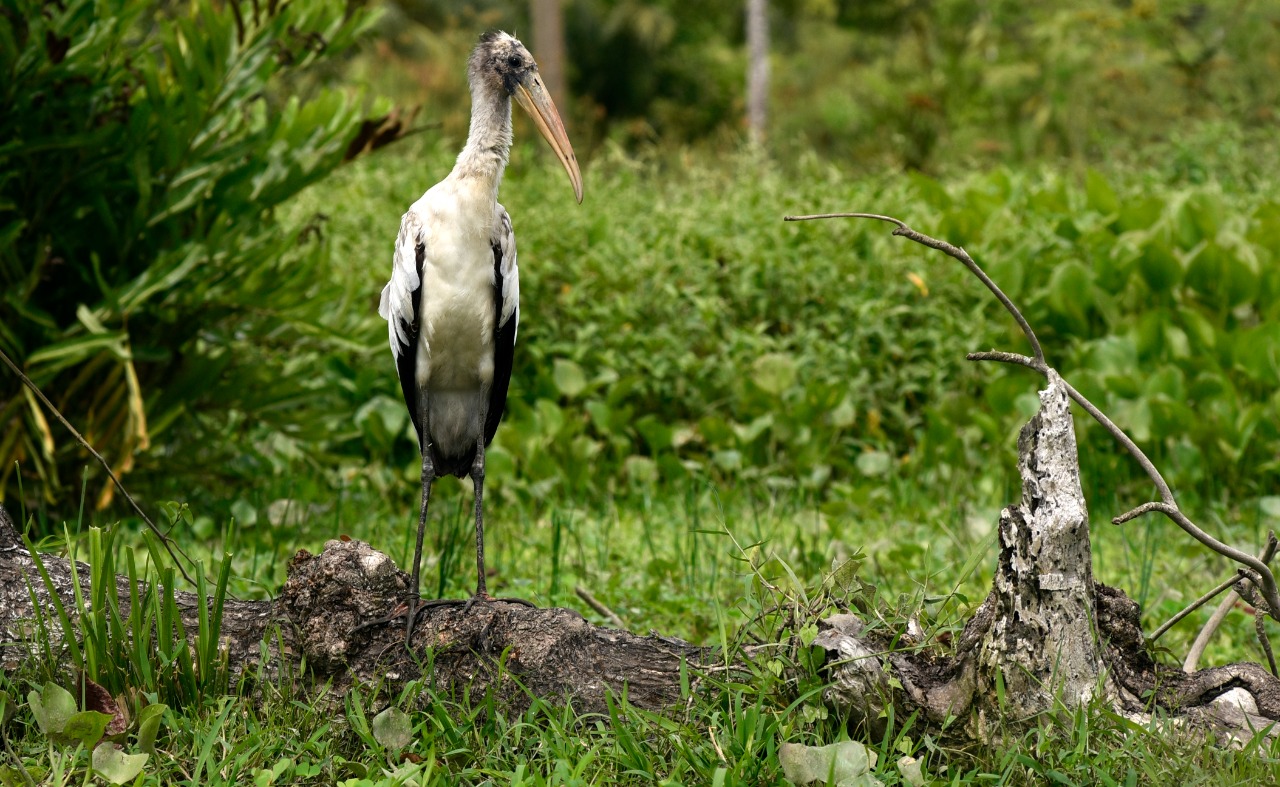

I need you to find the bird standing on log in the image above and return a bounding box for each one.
[378,31,583,639]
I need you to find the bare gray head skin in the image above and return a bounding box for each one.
[464,31,583,203]
[468,31,536,98]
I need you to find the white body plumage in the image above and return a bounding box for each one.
[379,177,519,470]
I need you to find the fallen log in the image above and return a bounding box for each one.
[0,505,709,714]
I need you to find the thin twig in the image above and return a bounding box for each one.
[786,213,1045,365]
[1259,608,1278,677]
[1149,572,1246,643]
[1111,502,1280,616]
[0,348,195,584]
[575,585,627,629]
[708,726,728,764]
[968,352,1175,505]
[1184,532,1279,672]
[1184,592,1237,674]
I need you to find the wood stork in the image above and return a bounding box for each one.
[377,31,582,638]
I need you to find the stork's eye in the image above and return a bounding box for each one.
[507,54,522,68]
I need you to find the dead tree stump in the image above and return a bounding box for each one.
[975,369,1102,723]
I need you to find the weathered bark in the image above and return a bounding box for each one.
[2,374,1279,740]
[813,374,1280,743]
[975,370,1101,722]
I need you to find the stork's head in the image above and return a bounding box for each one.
[470,31,583,204]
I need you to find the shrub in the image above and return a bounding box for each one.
[0,0,380,518]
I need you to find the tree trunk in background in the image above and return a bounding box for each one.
[530,0,568,117]
[746,0,769,143]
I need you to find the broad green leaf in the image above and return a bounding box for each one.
[63,710,113,748]
[1116,195,1163,232]
[1233,324,1280,385]
[230,499,258,528]
[28,682,76,736]
[92,743,149,785]
[829,396,857,429]
[136,703,168,754]
[1259,497,1280,522]
[552,358,587,398]
[1136,241,1181,293]
[624,455,658,484]
[1084,169,1119,215]
[1184,190,1225,244]
[1046,261,1093,326]
[897,755,927,787]
[856,450,892,477]
[734,413,773,443]
[0,765,47,785]
[779,740,881,786]
[370,707,412,752]
[752,353,797,396]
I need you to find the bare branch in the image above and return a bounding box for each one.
[575,585,627,629]
[1150,572,1248,643]
[787,213,1045,364]
[1259,609,1278,677]
[791,211,1280,628]
[0,347,195,585]
[1185,592,1239,674]
[1114,502,1168,524]
[1111,502,1280,616]
[971,354,1176,505]
[1185,533,1280,672]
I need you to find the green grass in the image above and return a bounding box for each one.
[7,140,1280,783]
[9,478,1280,784]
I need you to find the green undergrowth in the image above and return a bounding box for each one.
[7,482,1280,784]
[97,134,1277,528]
[9,138,1280,781]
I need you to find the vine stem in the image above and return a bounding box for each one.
[0,347,195,585]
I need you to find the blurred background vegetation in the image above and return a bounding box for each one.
[2,0,1279,551]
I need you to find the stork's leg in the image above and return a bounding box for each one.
[461,402,534,611]
[405,390,436,644]
[470,426,489,600]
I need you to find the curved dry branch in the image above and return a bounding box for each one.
[787,212,1280,628]
[786,213,1045,365]
[1183,533,1280,671]
[1150,572,1249,643]
[1111,503,1280,617]
[969,352,1175,504]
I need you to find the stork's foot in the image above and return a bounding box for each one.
[348,597,467,638]
[461,592,538,614]
[349,594,538,637]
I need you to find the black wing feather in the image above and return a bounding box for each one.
[397,241,427,446]
[485,237,516,446]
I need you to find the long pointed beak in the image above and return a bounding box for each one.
[514,73,583,204]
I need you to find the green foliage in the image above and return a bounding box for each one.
[289,142,1277,516]
[912,167,1280,500]
[21,680,162,785]
[26,523,230,709]
[364,1,1278,170]
[0,0,378,517]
